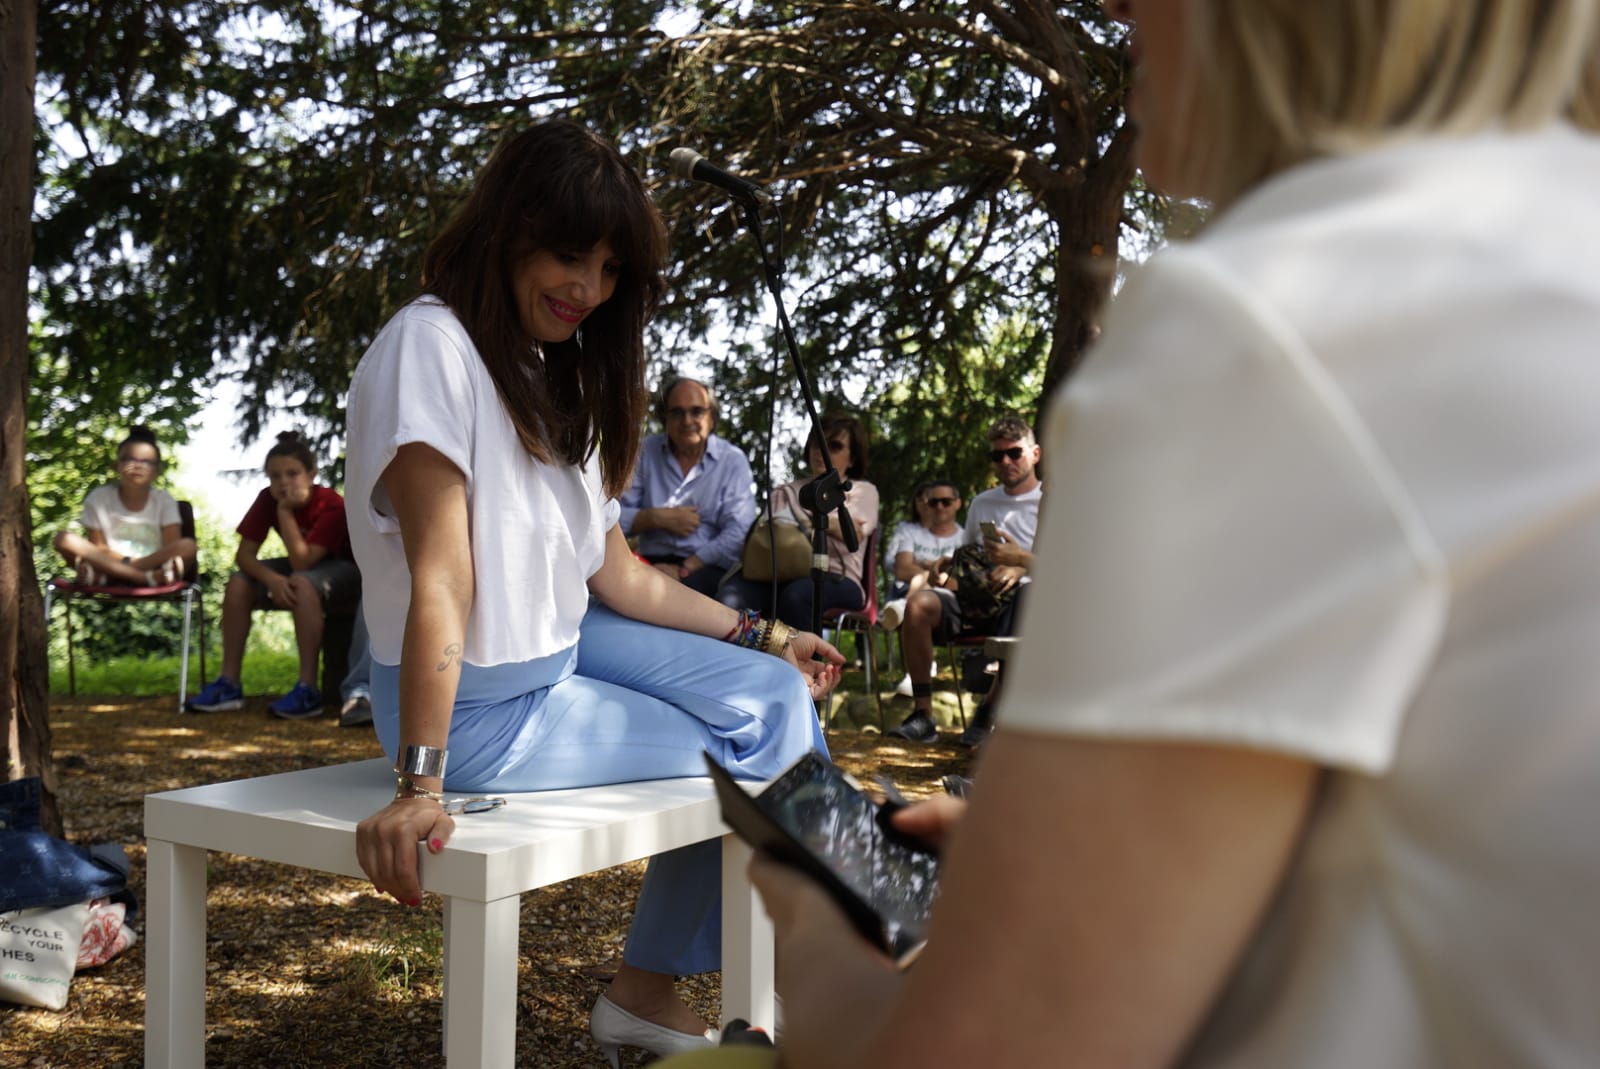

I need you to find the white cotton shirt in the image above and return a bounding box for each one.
[963,484,1041,551]
[883,521,966,571]
[1004,125,1600,1066]
[344,298,620,667]
[80,484,181,559]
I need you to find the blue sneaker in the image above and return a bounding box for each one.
[186,676,244,713]
[268,681,324,720]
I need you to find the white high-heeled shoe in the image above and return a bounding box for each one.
[589,992,717,1069]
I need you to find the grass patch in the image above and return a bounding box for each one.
[342,922,444,997]
[48,645,303,697]
[47,605,303,696]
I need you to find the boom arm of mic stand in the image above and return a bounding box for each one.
[733,194,858,637]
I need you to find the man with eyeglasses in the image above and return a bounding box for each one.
[887,416,1042,746]
[619,376,756,596]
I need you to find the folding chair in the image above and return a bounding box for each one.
[43,501,206,712]
[943,633,990,729]
[821,529,885,730]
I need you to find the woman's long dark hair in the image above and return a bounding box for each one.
[420,119,667,497]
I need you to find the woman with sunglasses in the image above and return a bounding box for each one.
[52,425,196,587]
[719,413,880,631]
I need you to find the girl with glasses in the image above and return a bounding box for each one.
[52,425,195,588]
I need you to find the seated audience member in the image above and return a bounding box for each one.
[728,3,1600,1069]
[620,376,756,596]
[882,479,966,607]
[186,431,360,719]
[339,603,373,728]
[881,479,966,694]
[719,414,879,631]
[886,416,1040,746]
[53,425,196,587]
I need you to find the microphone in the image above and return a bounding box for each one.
[669,148,773,205]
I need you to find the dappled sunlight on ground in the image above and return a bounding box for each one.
[3,692,979,1067]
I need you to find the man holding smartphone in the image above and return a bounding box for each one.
[887,416,1042,746]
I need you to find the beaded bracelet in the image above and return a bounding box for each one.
[726,608,764,650]
[724,609,796,658]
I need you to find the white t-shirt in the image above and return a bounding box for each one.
[344,298,620,667]
[964,484,1041,550]
[1005,125,1600,1067]
[883,521,965,571]
[79,484,180,559]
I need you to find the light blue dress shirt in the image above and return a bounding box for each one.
[618,433,756,569]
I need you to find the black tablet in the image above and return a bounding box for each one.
[704,750,939,964]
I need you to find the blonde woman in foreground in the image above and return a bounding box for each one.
[671,2,1600,1067]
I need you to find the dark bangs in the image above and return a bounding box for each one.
[420,119,665,497]
[504,124,667,322]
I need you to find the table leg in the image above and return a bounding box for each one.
[720,833,776,1032]
[144,838,208,1069]
[441,894,521,1069]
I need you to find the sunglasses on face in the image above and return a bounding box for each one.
[924,496,958,507]
[667,406,710,421]
[989,447,1026,463]
[118,456,158,469]
[827,441,850,454]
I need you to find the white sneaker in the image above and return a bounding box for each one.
[893,661,936,697]
[879,598,907,631]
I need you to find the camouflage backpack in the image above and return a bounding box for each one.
[947,543,1017,623]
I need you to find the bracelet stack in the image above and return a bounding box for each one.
[763,619,795,657]
[724,609,796,658]
[394,774,444,803]
[394,744,448,803]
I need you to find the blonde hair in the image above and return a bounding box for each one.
[1180,0,1600,208]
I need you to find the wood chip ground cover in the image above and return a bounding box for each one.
[1,694,972,1067]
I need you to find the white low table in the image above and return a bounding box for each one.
[144,758,774,1068]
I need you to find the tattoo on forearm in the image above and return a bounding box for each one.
[435,643,462,672]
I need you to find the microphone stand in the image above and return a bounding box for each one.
[730,191,858,638]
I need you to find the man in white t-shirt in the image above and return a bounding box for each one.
[887,416,1042,745]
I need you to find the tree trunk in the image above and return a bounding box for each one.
[1041,122,1140,406]
[0,0,57,836]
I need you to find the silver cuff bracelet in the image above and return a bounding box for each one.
[397,744,447,779]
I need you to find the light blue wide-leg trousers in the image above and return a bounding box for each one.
[371,602,828,975]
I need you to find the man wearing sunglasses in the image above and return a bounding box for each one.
[887,416,1042,746]
[619,376,757,596]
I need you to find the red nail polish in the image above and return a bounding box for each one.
[408,897,422,907]
[429,838,442,850]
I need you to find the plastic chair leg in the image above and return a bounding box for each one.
[944,639,969,730]
[178,588,195,712]
[65,599,78,697]
[862,629,885,730]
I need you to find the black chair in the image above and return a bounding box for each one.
[43,501,206,712]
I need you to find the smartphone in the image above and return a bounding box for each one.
[979,520,999,541]
[704,751,940,964]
